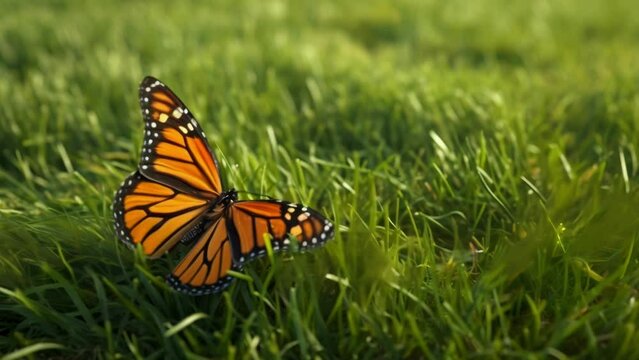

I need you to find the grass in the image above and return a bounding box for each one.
[1,0,639,358]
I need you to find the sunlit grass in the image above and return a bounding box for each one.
[1,0,639,358]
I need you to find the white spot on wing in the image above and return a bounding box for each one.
[172,108,184,119]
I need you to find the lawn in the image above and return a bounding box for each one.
[1,0,639,358]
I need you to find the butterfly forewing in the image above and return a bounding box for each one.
[228,200,335,264]
[138,76,224,196]
[113,171,211,258]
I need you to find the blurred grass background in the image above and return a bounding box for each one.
[1,0,639,358]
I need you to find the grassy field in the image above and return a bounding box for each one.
[1,0,639,358]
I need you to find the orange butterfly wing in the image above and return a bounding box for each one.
[138,76,223,197]
[166,199,334,294]
[166,216,237,295]
[228,200,334,265]
[113,172,211,258]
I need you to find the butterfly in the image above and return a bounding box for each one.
[112,76,334,295]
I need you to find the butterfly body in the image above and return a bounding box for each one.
[113,77,334,295]
[175,189,236,245]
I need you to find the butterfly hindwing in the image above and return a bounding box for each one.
[138,76,224,197]
[113,171,211,258]
[166,217,237,295]
[228,200,335,265]
[166,199,335,294]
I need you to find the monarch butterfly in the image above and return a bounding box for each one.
[112,76,334,295]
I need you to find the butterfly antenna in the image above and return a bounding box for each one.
[235,190,274,200]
